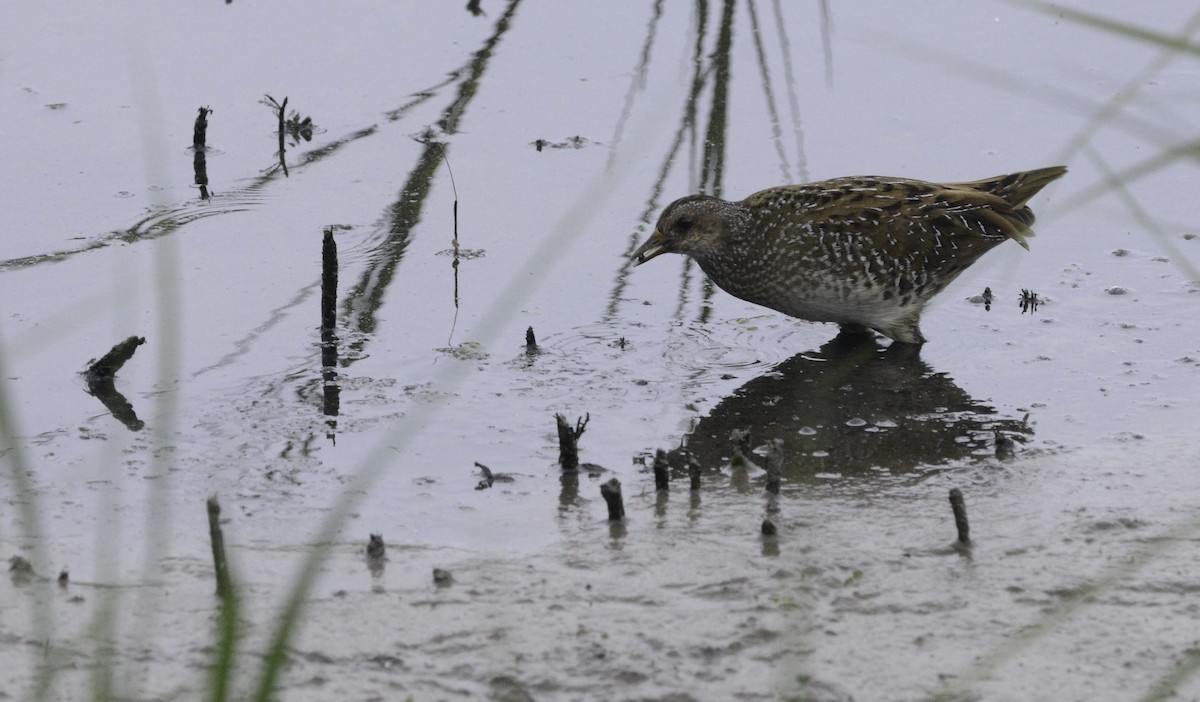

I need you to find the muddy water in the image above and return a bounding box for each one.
[2,1,1199,700]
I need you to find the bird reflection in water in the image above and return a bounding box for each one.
[669,331,1031,484]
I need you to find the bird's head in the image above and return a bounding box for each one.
[632,195,747,266]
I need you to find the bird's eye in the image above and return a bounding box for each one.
[675,218,694,234]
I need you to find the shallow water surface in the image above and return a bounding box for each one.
[2,1,1199,700]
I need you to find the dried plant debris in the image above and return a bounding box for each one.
[531,136,597,151]
[1019,289,1041,314]
[474,461,515,490]
[259,94,319,145]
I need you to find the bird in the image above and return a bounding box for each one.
[632,166,1066,344]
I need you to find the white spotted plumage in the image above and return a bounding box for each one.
[632,167,1067,344]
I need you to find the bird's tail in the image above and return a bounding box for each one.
[949,166,1067,249]
[968,166,1068,209]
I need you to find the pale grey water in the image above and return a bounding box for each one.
[2,1,1199,700]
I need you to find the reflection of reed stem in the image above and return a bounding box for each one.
[747,0,792,183]
[1087,146,1200,281]
[701,0,735,198]
[342,0,522,344]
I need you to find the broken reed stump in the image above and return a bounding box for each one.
[525,326,539,356]
[193,106,212,148]
[555,413,589,472]
[192,107,212,199]
[193,147,210,200]
[320,228,340,420]
[207,495,231,599]
[729,428,753,468]
[260,94,290,177]
[321,228,338,339]
[366,533,386,561]
[84,336,148,431]
[764,438,784,495]
[994,429,1015,460]
[652,449,670,491]
[687,453,701,491]
[949,488,971,548]
[275,95,287,165]
[600,477,625,522]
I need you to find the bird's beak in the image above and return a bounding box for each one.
[631,229,669,266]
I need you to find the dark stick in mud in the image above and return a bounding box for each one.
[555,413,588,472]
[207,495,232,598]
[949,488,971,548]
[652,449,670,491]
[600,478,625,521]
[525,326,539,355]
